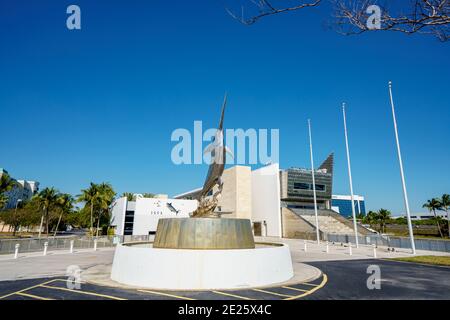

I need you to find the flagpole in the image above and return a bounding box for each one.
[342,103,359,248]
[308,119,320,244]
[388,81,416,255]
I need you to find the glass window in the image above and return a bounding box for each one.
[315,184,326,191]
[293,183,309,190]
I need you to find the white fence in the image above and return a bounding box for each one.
[0,236,115,255]
[326,234,450,253]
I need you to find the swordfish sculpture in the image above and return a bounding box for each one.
[191,93,233,218]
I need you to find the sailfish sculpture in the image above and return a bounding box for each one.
[192,93,233,218]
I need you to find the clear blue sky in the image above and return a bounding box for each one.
[1,1,449,215]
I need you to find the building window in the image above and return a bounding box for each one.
[293,183,326,192]
[293,183,309,190]
[124,210,135,235]
[315,184,326,191]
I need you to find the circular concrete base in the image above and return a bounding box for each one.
[110,242,294,290]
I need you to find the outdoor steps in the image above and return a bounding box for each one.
[288,208,373,236]
[299,214,355,235]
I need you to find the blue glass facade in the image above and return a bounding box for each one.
[332,199,366,217]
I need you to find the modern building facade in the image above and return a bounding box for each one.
[279,153,334,210]
[0,168,40,209]
[331,194,366,217]
[114,153,371,239]
[174,164,282,237]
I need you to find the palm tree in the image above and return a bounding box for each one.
[439,194,450,238]
[53,193,74,237]
[0,194,8,210]
[36,187,60,236]
[121,192,135,201]
[0,172,17,195]
[423,198,444,238]
[376,209,391,234]
[95,183,115,237]
[0,172,17,209]
[142,193,155,198]
[78,183,100,235]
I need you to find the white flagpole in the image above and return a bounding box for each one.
[308,119,320,244]
[388,81,416,255]
[342,103,359,248]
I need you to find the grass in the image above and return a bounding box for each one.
[390,255,450,267]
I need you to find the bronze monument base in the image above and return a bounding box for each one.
[153,218,255,249]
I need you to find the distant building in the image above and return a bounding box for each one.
[331,194,366,217]
[406,212,448,220]
[0,168,40,209]
[110,197,197,236]
[279,154,334,210]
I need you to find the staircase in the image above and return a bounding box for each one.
[288,208,373,236]
[299,214,354,235]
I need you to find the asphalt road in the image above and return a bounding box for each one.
[306,259,450,300]
[0,259,449,300]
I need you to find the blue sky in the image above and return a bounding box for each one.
[1,0,449,215]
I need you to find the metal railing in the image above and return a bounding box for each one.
[326,233,450,253]
[0,235,116,255]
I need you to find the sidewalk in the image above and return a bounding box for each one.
[257,237,450,263]
[1,237,449,283]
[0,247,115,281]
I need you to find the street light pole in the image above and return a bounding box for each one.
[342,103,359,248]
[388,81,416,255]
[308,119,320,245]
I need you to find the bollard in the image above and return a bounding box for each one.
[373,244,377,258]
[304,240,307,252]
[348,243,352,256]
[70,240,74,254]
[326,241,329,253]
[43,242,48,256]
[93,239,98,251]
[14,244,20,259]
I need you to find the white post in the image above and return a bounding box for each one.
[304,240,307,252]
[342,103,359,248]
[348,243,352,256]
[326,241,329,253]
[14,244,20,259]
[38,215,44,239]
[373,244,377,258]
[70,240,74,253]
[308,119,320,245]
[43,242,48,256]
[388,81,416,255]
[93,239,98,251]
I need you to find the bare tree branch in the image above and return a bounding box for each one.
[333,0,450,41]
[226,0,322,25]
[226,0,450,41]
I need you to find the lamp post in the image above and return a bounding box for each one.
[388,81,416,255]
[308,119,320,245]
[342,103,359,248]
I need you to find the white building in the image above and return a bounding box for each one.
[0,168,39,209]
[111,196,197,236]
[114,162,371,239]
[406,212,448,221]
